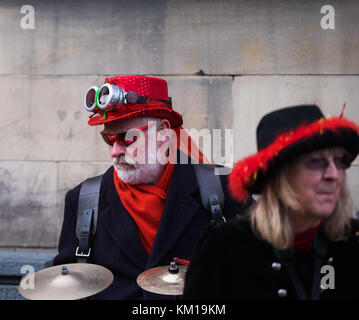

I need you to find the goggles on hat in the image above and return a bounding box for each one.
[84,83,172,112]
[100,123,154,147]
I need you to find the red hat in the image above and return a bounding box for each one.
[229,105,359,202]
[87,76,183,128]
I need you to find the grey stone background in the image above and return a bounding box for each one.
[0,0,358,250]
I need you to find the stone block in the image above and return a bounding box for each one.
[0,251,55,276]
[165,76,234,166]
[233,76,359,163]
[0,75,234,164]
[0,161,58,247]
[0,75,108,162]
[166,76,233,128]
[347,165,359,214]
[56,161,111,239]
[1,0,358,75]
[0,251,56,300]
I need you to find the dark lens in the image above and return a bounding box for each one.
[303,157,328,170]
[86,88,96,108]
[127,91,139,104]
[98,86,110,106]
[101,133,113,146]
[124,136,137,145]
[334,155,351,169]
[84,86,99,111]
[119,131,138,145]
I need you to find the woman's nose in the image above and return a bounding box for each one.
[323,159,340,179]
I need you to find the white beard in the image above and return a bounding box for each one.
[112,146,164,185]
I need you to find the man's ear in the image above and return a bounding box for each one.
[157,119,172,146]
[158,118,171,130]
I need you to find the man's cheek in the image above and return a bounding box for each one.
[125,144,145,164]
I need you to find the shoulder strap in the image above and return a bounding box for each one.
[75,174,103,263]
[194,164,226,224]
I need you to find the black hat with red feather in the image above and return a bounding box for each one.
[229,105,359,202]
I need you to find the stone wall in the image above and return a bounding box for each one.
[0,0,358,249]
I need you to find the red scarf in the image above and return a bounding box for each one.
[294,222,322,253]
[113,126,208,255]
[113,163,174,255]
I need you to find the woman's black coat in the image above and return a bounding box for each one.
[183,218,359,300]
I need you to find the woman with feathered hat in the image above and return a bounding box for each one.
[183,104,359,300]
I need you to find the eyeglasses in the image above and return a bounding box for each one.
[302,154,352,171]
[101,124,153,147]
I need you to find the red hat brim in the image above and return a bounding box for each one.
[88,105,183,128]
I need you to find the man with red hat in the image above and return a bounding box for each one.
[53,76,251,299]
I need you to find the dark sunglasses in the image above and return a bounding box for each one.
[302,154,352,171]
[101,124,153,147]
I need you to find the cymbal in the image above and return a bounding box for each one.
[136,262,187,295]
[18,263,114,300]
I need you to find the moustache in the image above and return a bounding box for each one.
[113,155,137,166]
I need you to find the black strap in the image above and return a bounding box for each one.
[283,255,322,300]
[76,208,93,263]
[194,164,225,224]
[275,233,327,300]
[311,232,328,300]
[132,96,172,108]
[75,175,103,263]
[285,259,309,300]
[310,256,322,300]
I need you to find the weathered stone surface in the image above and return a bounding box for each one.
[0,161,58,247]
[0,0,358,249]
[0,251,55,275]
[233,76,359,163]
[347,165,359,214]
[0,76,234,163]
[0,75,108,162]
[1,0,358,75]
[0,251,56,300]
[0,160,111,248]
[56,161,111,239]
[0,285,24,300]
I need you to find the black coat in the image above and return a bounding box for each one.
[53,163,251,300]
[183,217,359,300]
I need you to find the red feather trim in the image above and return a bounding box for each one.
[229,117,359,202]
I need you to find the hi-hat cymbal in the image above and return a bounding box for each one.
[136,262,187,295]
[18,263,114,300]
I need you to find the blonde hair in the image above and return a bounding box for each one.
[250,153,353,250]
